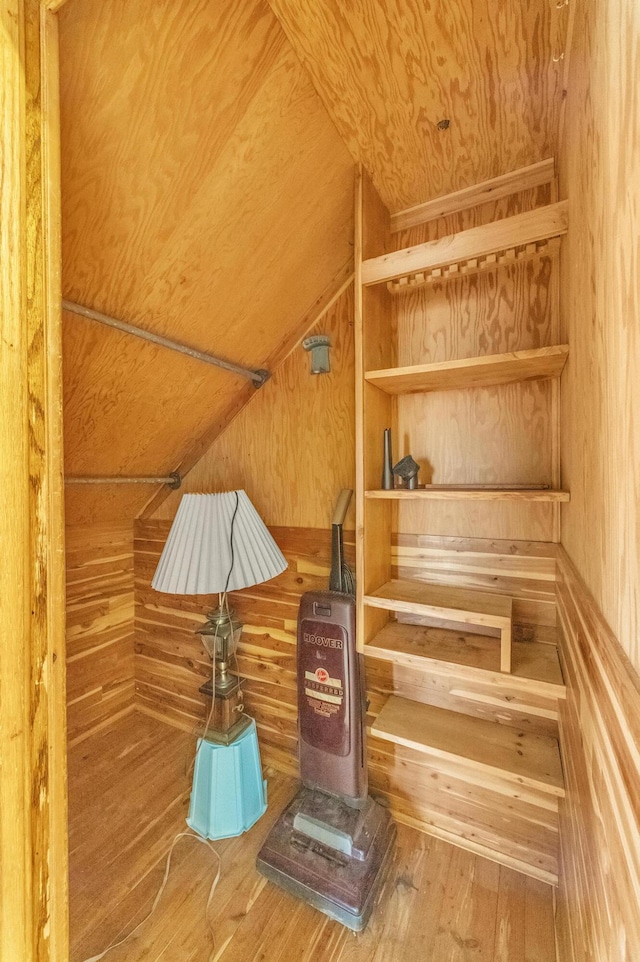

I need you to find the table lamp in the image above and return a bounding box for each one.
[151,490,287,839]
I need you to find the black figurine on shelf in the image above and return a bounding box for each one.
[392,455,420,490]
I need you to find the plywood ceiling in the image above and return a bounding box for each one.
[267,0,565,211]
[60,0,566,523]
[60,0,354,523]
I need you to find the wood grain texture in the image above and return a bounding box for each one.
[153,283,355,529]
[135,522,564,880]
[391,159,556,232]
[393,533,557,628]
[386,189,561,544]
[59,0,354,522]
[365,626,563,738]
[1,4,68,958]
[558,0,640,669]
[66,524,136,746]
[366,345,568,395]
[266,0,565,211]
[67,712,558,962]
[362,202,568,287]
[371,696,563,796]
[396,380,553,484]
[555,549,640,961]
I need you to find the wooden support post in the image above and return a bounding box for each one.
[0,3,68,959]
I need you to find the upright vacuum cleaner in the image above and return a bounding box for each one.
[256,490,396,931]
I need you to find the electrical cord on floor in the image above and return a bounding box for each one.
[80,830,221,962]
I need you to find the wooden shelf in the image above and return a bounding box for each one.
[361,201,568,291]
[370,695,565,797]
[366,487,570,502]
[365,621,565,694]
[364,578,512,671]
[365,345,569,395]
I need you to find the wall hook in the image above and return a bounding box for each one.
[303,335,331,374]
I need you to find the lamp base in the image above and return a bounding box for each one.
[187,719,267,840]
[199,677,250,744]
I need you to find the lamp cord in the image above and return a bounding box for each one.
[223,491,240,595]
[79,830,221,962]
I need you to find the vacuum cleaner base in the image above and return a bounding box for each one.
[256,786,396,932]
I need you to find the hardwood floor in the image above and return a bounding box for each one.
[68,712,557,961]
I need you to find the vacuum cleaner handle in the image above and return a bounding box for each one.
[329,490,353,594]
[331,489,353,527]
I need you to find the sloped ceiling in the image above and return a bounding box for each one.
[60,0,564,523]
[266,0,565,212]
[60,0,354,523]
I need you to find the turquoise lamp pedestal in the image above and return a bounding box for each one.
[187,718,267,840]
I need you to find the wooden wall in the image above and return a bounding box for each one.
[555,0,640,957]
[154,284,356,529]
[555,550,640,961]
[134,522,340,765]
[391,185,561,543]
[66,524,135,746]
[558,0,639,668]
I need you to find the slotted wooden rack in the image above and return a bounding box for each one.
[361,200,568,292]
[386,238,560,293]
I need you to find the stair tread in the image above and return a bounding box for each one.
[365,579,512,624]
[366,622,564,688]
[370,695,564,795]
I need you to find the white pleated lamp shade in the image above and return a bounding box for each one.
[151,491,287,595]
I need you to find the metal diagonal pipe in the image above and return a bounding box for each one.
[65,473,181,488]
[62,300,269,386]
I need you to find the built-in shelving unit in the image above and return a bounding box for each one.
[354,165,569,880]
[365,345,569,394]
[364,621,564,692]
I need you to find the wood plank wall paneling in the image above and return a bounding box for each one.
[153,284,355,530]
[393,534,557,630]
[133,523,345,757]
[391,187,561,543]
[558,0,640,667]
[134,522,560,857]
[66,524,135,746]
[555,548,640,960]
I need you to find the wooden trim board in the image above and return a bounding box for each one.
[367,488,570,502]
[391,159,556,232]
[1,4,68,958]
